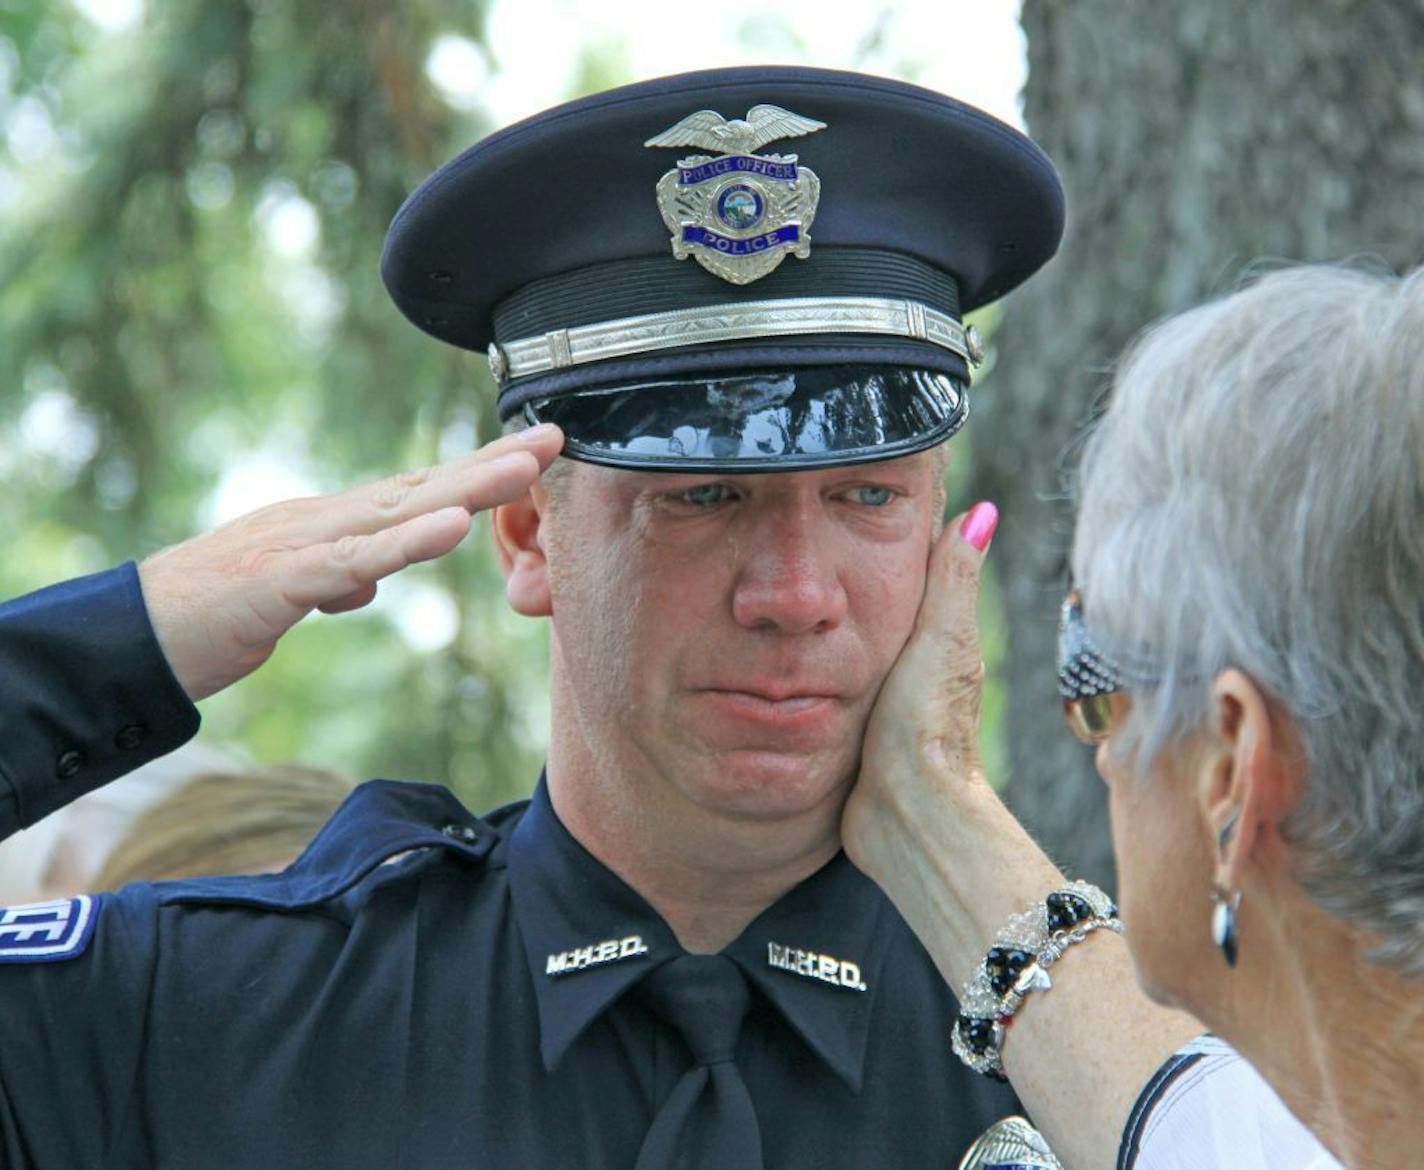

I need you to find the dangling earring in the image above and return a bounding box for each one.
[1210,806,1243,967]
[1210,885,1242,968]
[1216,807,1240,853]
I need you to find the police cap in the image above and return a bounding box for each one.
[382,66,1063,471]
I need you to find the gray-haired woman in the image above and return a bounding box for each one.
[846,263,1422,1169]
[1068,262,1423,1166]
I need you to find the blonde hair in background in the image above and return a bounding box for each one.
[0,740,239,904]
[94,764,356,890]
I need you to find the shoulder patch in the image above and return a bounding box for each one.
[0,895,100,963]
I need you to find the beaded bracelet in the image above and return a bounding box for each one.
[951,881,1123,1080]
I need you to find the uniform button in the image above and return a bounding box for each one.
[56,750,85,779]
[115,724,147,751]
[441,823,479,843]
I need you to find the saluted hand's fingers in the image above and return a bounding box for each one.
[317,582,379,615]
[298,424,564,545]
[280,505,475,611]
[139,433,563,703]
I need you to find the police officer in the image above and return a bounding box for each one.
[0,67,1182,1169]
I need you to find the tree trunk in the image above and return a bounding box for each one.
[981,0,1424,886]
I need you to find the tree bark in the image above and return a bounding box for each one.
[981,0,1424,885]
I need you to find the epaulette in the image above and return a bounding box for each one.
[0,780,497,964]
[156,778,497,913]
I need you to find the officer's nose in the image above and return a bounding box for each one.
[730,499,848,635]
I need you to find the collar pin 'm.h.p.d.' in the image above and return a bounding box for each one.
[545,933,650,977]
[645,104,825,285]
[766,941,867,991]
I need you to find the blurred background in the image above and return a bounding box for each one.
[2,0,1420,888]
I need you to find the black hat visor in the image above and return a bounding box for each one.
[524,365,966,472]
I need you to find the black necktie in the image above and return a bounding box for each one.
[634,954,764,1170]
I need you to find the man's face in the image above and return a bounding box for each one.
[535,452,941,827]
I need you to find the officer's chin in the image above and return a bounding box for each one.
[685,744,858,815]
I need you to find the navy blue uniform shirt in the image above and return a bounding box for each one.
[0,566,1019,1168]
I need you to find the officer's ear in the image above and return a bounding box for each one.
[492,482,552,617]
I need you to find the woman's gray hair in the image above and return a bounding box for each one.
[1072,263,1424,975]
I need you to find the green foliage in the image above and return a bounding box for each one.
[0,0,546,810]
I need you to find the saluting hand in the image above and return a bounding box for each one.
[138,424,564,702]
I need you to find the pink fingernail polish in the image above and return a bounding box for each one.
[959,501,999,553]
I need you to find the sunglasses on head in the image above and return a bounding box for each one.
[1057,590,1127,745]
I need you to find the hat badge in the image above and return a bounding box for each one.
[645,104,825,285]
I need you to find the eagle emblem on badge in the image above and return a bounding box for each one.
[957,1116,1064,1170]
[645,104,826,285]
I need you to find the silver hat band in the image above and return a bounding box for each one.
[488,296,980,384]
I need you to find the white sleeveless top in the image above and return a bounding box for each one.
[1121,1035,1342,1170]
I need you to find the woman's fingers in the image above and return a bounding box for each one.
[876,502,998,731]
[844,500,1002,876]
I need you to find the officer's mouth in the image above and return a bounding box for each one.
[695,688,844,730]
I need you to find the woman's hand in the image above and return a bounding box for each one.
[842,502,1007,924]
[842,501,1200,1170]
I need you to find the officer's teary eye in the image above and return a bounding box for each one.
[845,485,896,507]
[672,483,738,508]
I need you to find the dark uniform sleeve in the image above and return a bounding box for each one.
[0,563,201,839]
[0,888,163,1170]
